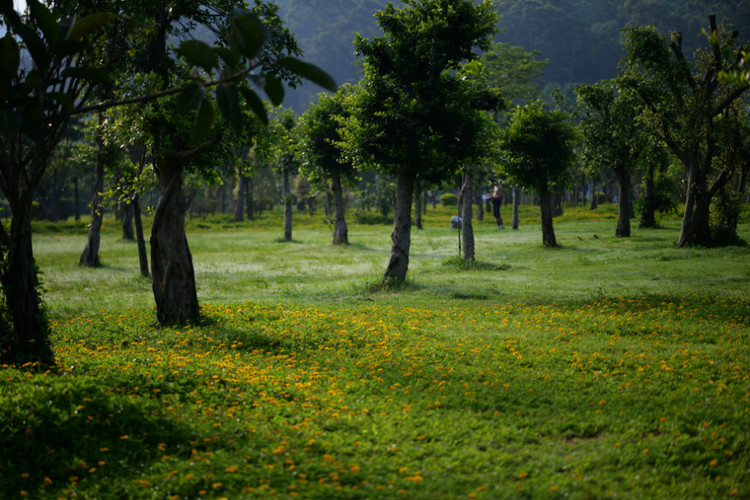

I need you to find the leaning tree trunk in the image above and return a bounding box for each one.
[461,171,475,261]
[615,167,631,238]
[79,124,106,266]
[512,187,520,230]
[0,191,55,367]
[133,195,149,278]
[150,159,199,325]
[539,189,557,247]
[331,171,349,245]
[384,171,416,282]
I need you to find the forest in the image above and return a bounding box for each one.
[1,0,749,497]
[278,0,750,110]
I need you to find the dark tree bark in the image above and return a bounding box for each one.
[282,166,292,241]
[245,175,254,220]
[539,189,557,247]
[414,177,423,230]
[461,171,475,261]
[384,171,416,282]
[121,202,134,240]
[615,168,632,237]
[150,158,199,324]
[331,171,349,245]
[73,176,80,221]
[0,190,55,367]
[677,153,729,247]
[133,195,149,277]
[79,121,106,267]
[512,187,519,230]
[475,189,484,222]
[639,173,658,228]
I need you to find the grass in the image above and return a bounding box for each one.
[2,203,749,499]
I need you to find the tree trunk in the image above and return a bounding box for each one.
[384,171,416,282]
[639,174,658,228]
[461,172,475,261]
[234,170,246,222]
[475,189,484,221]
[133,195,149,278]
[589,181,598,210]
[0,191,55,367]
[74,176,80,221]
[539,189,557,247]
[615,168,631,237]
[282,166,292,241]
[414,177,423,230]
[677,157,711,247]
[150,160,199,325]
[331,172,349,245]
[121,202,134,240]
[512,187,520,230]
[245,175,254,220]
[79,127,105,267]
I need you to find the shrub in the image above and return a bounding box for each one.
[440,193,458,206]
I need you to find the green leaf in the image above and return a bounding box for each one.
[177,40,219,74]
[61,67,113,84]
[278,57,337,92]
[66,12,115,42]
[263,75,284,106]
[4,12,50,71]
[191,98,215,145]
[28,0,58,44]
[216,82,240,130]
[54,40,88,58]
[239,86,268,125]
[215,47,241,72]
[0,35,20,78]
[178,83,205,113]
[0,110,23,138]
[230,14,266,60]
[48,91,74,111]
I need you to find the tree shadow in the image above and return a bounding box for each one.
[0,378,198,498]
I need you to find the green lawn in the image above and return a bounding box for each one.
[2,204,749,499]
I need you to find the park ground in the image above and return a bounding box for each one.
[2,203,749,499]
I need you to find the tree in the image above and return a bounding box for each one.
[619,16,749,246]
[255,107,299,241]
[0,1,334,366]
[346,0,500,282]
[127,1,333,324]
[0,1,116,366]
[298,87,357,245]
[500,101,578,247]
[576,79,646,237]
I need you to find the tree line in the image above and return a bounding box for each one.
[1,0,749,368]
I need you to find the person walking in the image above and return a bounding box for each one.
[489,182,504,229]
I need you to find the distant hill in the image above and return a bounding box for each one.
[277,0,750,111]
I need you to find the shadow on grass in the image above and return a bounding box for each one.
[0,377,198,498]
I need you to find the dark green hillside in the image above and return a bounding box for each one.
[279,0,749,110]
